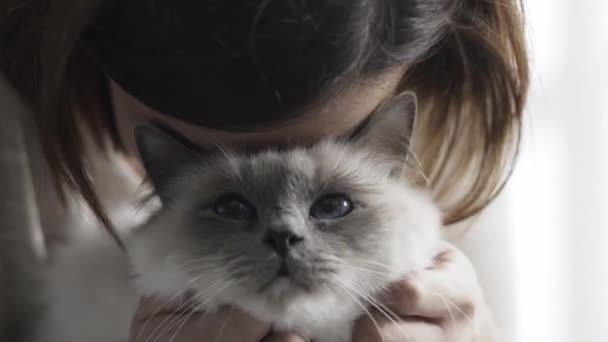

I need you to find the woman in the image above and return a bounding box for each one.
[0,0,528,341]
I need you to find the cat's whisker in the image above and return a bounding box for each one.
[428,290,475,326]
[211,306,234,342]
[171,253,228,260]
[329,280,387,342]
[181,264,227,274]
[146,276,230,342]
[165,282,232,342]
[334,279,413,342]
[177,250,247,265]
[340,264,393,277]
[226,254,276,279]
[361,301,412,342]
[180,254,252,274]
[433,290,457,329]
[165,296,211,342]
[175,256,227,265]
[146,290,202,342]
[166,307,200,342]
[404,146,430,186]
[151,280,231,342]
[356,260,395,271]
[224,257,253,270]
[359,298,414,342]
[145,301,194,342]
[136,274,206,342]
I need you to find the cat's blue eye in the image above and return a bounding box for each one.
[213,194,256,221]
[310,194,353,220]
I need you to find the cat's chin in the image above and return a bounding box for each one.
[259,276,315,303]
[219,276,320,310]
[216,280,358,341]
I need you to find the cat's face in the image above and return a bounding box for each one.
[129,93,441,313]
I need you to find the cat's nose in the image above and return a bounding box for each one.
[262,230,304,257]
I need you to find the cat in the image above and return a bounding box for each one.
[34,93,442,342]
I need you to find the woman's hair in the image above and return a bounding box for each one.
[0,0,528,238]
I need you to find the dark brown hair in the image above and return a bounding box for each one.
[0,0,528,242]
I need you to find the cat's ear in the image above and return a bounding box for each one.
[350,92,417,159]
[134,125,199,203]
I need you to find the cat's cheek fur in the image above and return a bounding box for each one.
[127,210,195,300]
[387,186,443,274]
[357,184,441,284]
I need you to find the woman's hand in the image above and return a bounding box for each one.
[129,299,271,342]
[129,298,305,342]
[352,241,493,342]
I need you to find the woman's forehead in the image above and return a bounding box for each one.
[113,68,404,150]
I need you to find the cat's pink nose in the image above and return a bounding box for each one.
[262,230,304,257]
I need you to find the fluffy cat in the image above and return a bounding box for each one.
[35,93,442,342]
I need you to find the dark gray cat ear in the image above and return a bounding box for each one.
[351,92,417,159]
[134,125,198,202]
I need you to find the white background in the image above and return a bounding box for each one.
[464,1,608,341]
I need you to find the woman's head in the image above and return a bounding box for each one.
[0,0,528,236]
[88,0,444,156]
[87,1,447,129]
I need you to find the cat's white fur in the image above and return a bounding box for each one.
[35,182,441,342]
[129,178,441,341]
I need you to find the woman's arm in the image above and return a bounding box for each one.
[0,77,45,339]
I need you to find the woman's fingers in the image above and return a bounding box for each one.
[384,242,479,319]
[354,317,476,342]
[261,332,307,342]
[351,242,487,342]
[353,312,445,342]
[130,301,270,342]
[131,297,308,342]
